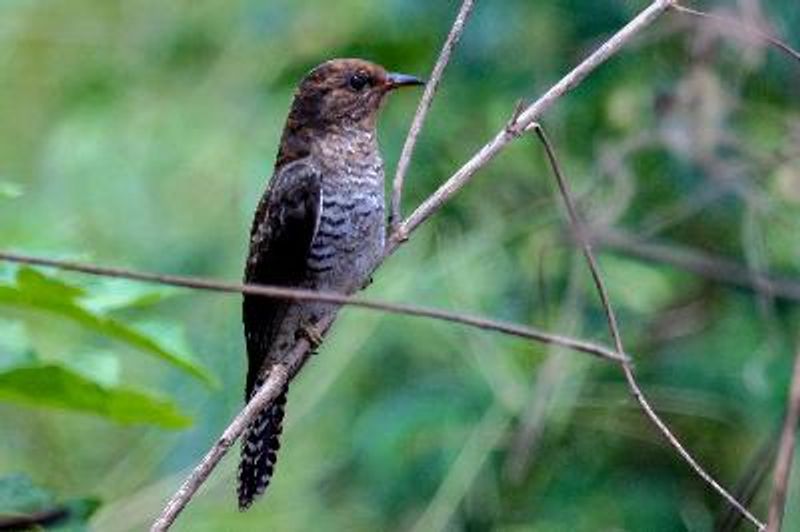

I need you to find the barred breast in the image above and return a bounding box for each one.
[307,176,385,291]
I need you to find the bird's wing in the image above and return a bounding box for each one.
[243,160,322,398]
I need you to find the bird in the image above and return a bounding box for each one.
[239,58,423,510]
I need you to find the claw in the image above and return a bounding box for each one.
[297,323,324,350]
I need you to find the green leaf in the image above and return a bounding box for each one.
[62,350,121,386]
[0,268,216,387]
[0,321,35,371]
[0,363,192,428]
[0,473,51,514]
[599,256,676,313]
[16,267,85,301]
[81,278,179,312]
[0,473,99,532]
[0,180,23,199]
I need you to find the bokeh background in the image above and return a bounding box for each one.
[1,0,800,530]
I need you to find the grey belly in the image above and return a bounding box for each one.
[307,193,384,291]
[265,196,384,364]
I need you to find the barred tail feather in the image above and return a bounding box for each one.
[238,379,288,510]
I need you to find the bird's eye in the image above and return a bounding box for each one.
[348,72,370,91]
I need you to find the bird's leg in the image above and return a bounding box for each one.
[296,322,325,352]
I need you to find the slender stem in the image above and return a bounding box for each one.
[532,124,765,531]
[0,250,624,363]
[766,347,800,531]
[671,3,800,63]
[388,0,475,231]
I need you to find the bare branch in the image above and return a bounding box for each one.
[388,0,475,232]
[531,124,766,531]
[150,364,291,531]
[671,3,800,63]
[0,250,625,363]
[766,347,800,531]
[392,0,676,245]
[717,429,781,532]
[589,229,800,303]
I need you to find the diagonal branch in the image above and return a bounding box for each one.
[150,364,291,531]
[389,0,476,232]
[766,346,800,531]
[531,123,766,531]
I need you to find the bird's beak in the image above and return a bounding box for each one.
[385,72,425,90]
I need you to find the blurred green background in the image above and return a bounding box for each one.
[1,0,800,530]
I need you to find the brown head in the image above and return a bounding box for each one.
[277,58,423,166]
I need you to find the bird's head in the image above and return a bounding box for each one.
[287,58,424,132]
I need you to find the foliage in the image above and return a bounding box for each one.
[0,364,191,429]
[0,473,99,532]
[1,0,799,531]
[0,267,214,386]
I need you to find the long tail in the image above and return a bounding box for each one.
[238,378,288,510]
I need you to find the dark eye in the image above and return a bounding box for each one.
[348,72,370,91]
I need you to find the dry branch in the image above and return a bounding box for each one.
[150,364,290,531]
[531,124,765,531]
[389,0,475,230]
[766,348,800,531]
[717,430,781,532]
[671,3,800,63]
[0,250,625,363]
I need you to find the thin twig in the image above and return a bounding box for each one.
[671,3,800,63]
[766,347,800,531]
[388,0,475,233]
[590,229,800,303]
[391,0,676,246]
[150,364,291,531]
[717,428,781,532]
[0,250,625,363]
[531,124,766,531]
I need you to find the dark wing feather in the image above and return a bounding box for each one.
[243,160,322,398]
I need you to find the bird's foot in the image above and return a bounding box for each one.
[391,225,409,243]
[297,322,325,351]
